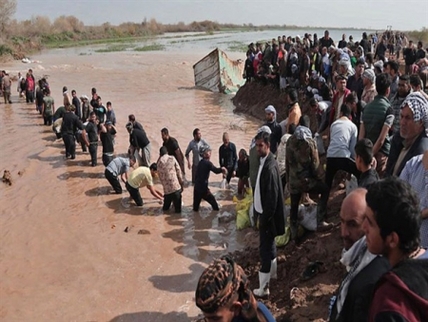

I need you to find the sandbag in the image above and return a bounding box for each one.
[236,209,251,230]
[345,175,358,196]
[299,204,317,231]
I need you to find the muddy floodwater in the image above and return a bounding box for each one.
[1,28,364,321]
[0,46,262,321]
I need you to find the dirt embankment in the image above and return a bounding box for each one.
[230,187,346,322]
[233,82,289,121]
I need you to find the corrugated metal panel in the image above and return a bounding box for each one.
[193,48,244,94]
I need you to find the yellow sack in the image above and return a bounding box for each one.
[275,226,291,247]
[236,209,251,230]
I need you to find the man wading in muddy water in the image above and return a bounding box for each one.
[253,131,285,297]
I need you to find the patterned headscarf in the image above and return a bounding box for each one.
[195,256,260,319]
[401,91,428,135]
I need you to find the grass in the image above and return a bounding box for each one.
[43,35,156,49]
[94,43,136,53]
[134,44,165,51]
[218,40,248,52]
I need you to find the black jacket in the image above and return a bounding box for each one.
[386,131,428,177]
[329,256,390,322]
[258,152,285,237]
[129,128,150,149]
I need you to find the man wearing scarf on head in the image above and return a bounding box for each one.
[385,91,428,177]
[264,105,282,155]
[195,256,275,322]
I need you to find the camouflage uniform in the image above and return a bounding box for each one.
[286,134,329,238]
[286,135,321,194]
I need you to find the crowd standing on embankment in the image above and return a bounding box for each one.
[1,28,428,322]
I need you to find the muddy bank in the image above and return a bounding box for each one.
[233,82,289,121]
[232,188,346,322]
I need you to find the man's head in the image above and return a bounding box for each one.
[340,103,352,118]
[355,138,374,171]
[408,40,413,48]
[71,90,77,97]
[193,128,201,141]
[149,163,157,177]
[89,111,97,123]
[399,91,428,141]
[384,61,399,78]
[362,69,376,86]
[255,131,270,158]
[340,188,368,250]
[355,58,365,77]
[106,101,112,110]
[126,122,133,134]
[287,88,298,104]
[336,75,347,92]
[222,132,230,145]
[97,96,102,105]
[397,75,410,98]
[342,33,346,40]
[309,97,318,112]
[363,177,421,262]
[159,146,168,157]
[161,128,169,142]
[128,114,136,123]
[62,86,68,94]
[409,74,423,92]
[324,30,329,38]
[417,41,423,49]
[264,105,276,122]
[195,256,259,322]
[375,73,391,97]
[200,145,212,159]
[91,87,97,95]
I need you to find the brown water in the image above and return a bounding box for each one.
[0,50,260,321]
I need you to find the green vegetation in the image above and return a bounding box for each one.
[134,44,165,51]
[220,41,248,52]
[94,43,136,53]
[407,27,428,44]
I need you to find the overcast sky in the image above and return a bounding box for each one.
[14,0,428,31]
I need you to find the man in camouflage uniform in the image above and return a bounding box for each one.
[286,116,331,241]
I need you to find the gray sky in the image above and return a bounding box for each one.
[15,0,428,31]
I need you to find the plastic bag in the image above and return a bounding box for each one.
[220,178,227,189]
[345,175,358,196]
[249,203,255,227]
[299,204,317,231]
[236,209,251,230]
[315,133,325,155]
[275,227,291,247]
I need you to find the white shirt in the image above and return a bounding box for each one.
[254,155,268,213]
[327,118,358,159]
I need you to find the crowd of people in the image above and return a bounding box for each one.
[1,29,427,322]
[243,29,428,92]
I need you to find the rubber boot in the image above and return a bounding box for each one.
[270,258,277,279]
[253,271,270,297]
